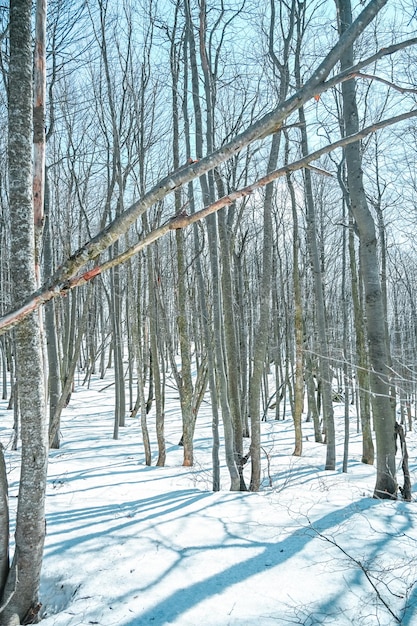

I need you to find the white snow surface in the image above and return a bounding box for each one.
[1,375,417,626]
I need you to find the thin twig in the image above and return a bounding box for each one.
[308,523,401,623]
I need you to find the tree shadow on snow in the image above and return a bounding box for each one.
[115,497,390,625]
[43,472,417,625]
[44,488,216,558]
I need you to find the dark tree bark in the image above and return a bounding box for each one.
[395,423,411,502]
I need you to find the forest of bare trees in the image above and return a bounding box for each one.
[1,0,417,623]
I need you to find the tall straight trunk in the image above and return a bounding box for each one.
[234,248,249,436]
[336,0,396,498]
[44,171,61,449]
[146,241,165,467]
[249,0,296,489]
[297,121,335,469]
[341,197,349,473]
[33,0,46,284]
[216,178,246,484]
[0,341,7,400]
[196,0,242,477]
[0,0,48,622]
[185,0,239,489]
[348,218,374,463]
[99,291,107,379]
[248,132,276,491]
[191,210,220,488]
[49,289,91,447]
[175,227,196,467]
[372,158,391,364]
[199,1,242,490]
[0,445,8,603]
[271,256,283,422]
[294,2,335,469]
[170,21,196,466]
[373,179,397,410]
[182,29,220,488]
[206,209,240,490]
[285,139,303,457]
[97,0,127,439]
[111,261,125,439]
[130,261,152,465]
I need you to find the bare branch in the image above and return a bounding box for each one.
[36,0,392,279]
[1,107,416,336]
[3,0,417,336]
[355,71,417,94]
[322,36,417,94]
[308,522,401,623]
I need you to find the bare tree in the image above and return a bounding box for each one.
[250,0,296,489]
[294,1,335,470]
[336,0,397,498]
[0,1,48,623]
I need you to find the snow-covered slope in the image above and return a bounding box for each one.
[2,376,416,625]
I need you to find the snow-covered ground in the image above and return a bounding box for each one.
[1,375,417,625]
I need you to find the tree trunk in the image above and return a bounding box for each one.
[146,243,166,467]
[348,219,374,464]
[0,444,8,602]
[336,0,397,498]
[285,137,303,457]
[0,1,48,622]
[248,132,276,491]
[131,262,152,465]
[44,171,62,449]
[298,113,335,470]
[182,39,220,486]
[49,288,91,447]
[110,261,126,439]
[185,0,239,490]
[395,423,411,502]
[249,0,296,489]
[341,196,350,473]
[33,0,47,285]
[295,5,335,469]
[216,179,246,488]
[170,25,197,466]
[305,354,323,443]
